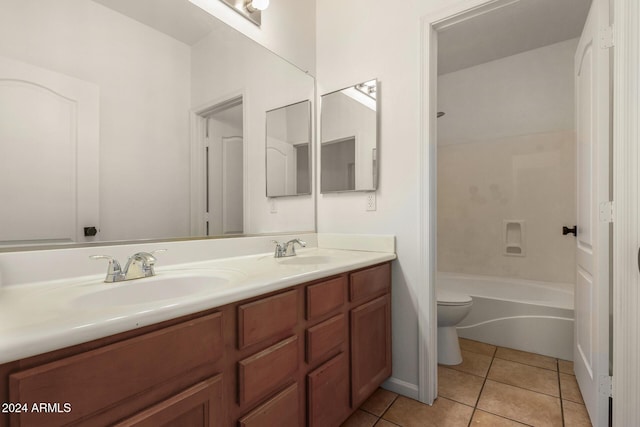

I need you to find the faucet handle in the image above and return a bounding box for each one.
[272,240,285,258]
[150,249,167,256]
[89,255,122,283]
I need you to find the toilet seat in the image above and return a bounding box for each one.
[437,289,473,306]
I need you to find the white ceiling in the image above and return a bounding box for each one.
[438,0,592,75]
[92,0,220,46]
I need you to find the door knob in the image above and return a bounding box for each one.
[562,225,577,236]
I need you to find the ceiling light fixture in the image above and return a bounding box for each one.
[245,0,269,12]
[208,0,268,27]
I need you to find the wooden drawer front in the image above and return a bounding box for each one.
[306,276,346,320]
[238,335,298,406]
[115,375,224,427]
[238,383,298,427]
[307,352,350,427]
[9,312,223,427]
[306,313,346,365]
[349,263,391,303]
[351,294,392,408]
[238,290,298,349]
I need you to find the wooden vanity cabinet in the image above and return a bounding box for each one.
[0,261,392,427]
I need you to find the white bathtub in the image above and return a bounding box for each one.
[438,272,574,361]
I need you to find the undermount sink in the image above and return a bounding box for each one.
[72,273,230,308]
[277,255,333,266]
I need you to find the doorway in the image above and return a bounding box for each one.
[419,1,611,426]
[191,96,245,236]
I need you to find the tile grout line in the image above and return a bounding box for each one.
[558,359,566,427]
[377,393,399,425]
[466,345,497,427]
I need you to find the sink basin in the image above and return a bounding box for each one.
[277,255,332,266]
[72,273,230,308]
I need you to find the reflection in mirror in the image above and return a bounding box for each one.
[266,100,312,197]
[321,79,378,193]
[0,0,315,249]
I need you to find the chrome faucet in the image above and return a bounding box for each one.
[90,249,166,283]
[273,239,306,258]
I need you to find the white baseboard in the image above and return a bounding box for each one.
[382,376,420,401]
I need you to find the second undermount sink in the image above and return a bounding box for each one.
[277,255,333,266]
[72,273,231,308]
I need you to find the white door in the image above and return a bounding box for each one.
[266,137,297,196]
[574,0,610,425]
[0,56,99,245]
[221,136,243,234]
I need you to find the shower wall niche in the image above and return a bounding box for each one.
[437,39,578,284]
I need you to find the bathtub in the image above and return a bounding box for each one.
[438,272,574,361]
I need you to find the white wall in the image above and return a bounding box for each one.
[437,39,577,284]
[191,22,315,234]
[316,0,452,398]
[188,0,316,74]
[0,0,192,242]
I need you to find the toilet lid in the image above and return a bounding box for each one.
[437,289,473,305]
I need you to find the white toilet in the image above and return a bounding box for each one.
[437,289,473,365]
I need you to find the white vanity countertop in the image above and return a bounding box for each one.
[0,247,395,364]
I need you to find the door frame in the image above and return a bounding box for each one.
[612,0,640,424]
[189,91,247,237]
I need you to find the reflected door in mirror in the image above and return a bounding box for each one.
[0,56,99,246]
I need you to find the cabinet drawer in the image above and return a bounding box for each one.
[238,290,298,349]
[115,375,223,427]
[306,313,346,365]
[307,352,349,427]
[238,335,298,406]
[9,312,223,427]
[306,276,346,320]
[349,263,391,303]
[238,383,298,427]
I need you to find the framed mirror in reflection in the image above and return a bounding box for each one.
[0,0,315,250]
[320,79,379,193]
[265,100,312,197]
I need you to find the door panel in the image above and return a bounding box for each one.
[574,0,610,425]
[0,55,99,245]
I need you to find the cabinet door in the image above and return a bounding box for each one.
[114,375,223,427]
[307,352,350,427]
[350,294,392,408]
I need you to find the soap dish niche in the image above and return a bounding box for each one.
[503,220,525,257]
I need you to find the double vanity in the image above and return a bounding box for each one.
[0,236,395,426]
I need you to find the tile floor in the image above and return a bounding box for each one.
[342,338,592,427]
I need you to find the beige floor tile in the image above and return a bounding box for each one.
[560,373,585,404]
[341,410,379,427]
[438,366,485,406]
[460,338,497,357]
[360,388,398,417]
[477,380,562,427]
[488,358,560,397]
[559,359,575,375]
[563,400,593,426]
[470,409,528,426]
[447,350,493,377]
[383,396,473,427]
[495,347,558,371]
[374,420,400,427]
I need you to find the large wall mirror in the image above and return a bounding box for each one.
[265,100,312,197]
[320,79,379,193]
[0,0,315,249]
